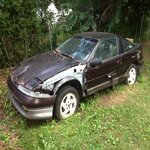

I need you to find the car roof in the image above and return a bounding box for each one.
[75,32,117,40]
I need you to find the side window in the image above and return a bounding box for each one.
[122,39,135,52]
[95,37,118,60]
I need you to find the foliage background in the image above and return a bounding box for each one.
[0,0,150,67]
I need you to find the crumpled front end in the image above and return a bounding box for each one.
[7,76,56,119]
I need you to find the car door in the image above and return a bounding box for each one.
[120,38,140,75]
[85,37,122,95]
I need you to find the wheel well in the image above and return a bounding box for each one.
[132,62,140,73]
[133,61,138,66]
[56,80,83,98]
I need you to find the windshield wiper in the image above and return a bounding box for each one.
[54,49,61,54]
[54,49,78,61]
[61,52,75,60]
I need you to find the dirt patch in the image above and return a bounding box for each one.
[98,92,128,107]
[0,68,10,118]
[0,68,10,85]
[0,108,5,120]
[142,40,150,48]
[0,99,5,120]
[97,86,138,107]
[0,141,22,150]
[0,141,8,150]
[0,68,21,150]
[0,125,20,150]
[142,41,150,62]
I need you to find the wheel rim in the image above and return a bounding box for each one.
[127,67,136,85]
[60,93,77,118]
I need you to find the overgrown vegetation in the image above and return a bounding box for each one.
[0,42,150,150]
[1,0,150,67]
[0,0,54,67]
[0,1,150,149]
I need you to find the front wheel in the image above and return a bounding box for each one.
[126,64,137,85]
[54,85,79,120]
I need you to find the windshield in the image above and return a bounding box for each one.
[57,36,98,61]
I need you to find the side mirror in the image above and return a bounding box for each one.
[89,59,102,68]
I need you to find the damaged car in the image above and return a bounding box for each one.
[7,32,143,120]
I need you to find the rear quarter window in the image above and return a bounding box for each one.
[122,39,135,52]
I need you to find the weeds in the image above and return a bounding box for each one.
[0,46,150,150]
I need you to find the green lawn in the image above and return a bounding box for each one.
[0,43,150,150]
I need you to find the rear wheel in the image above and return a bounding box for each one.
[126,64,137,85]
[54,85,79,120]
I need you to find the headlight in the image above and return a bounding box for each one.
[18,85,50,98]
[25,77,42,90]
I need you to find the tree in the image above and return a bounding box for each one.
[0,0,53,67]
[54,0,150,41]
[108,0,150,41]
[1,0,150,67]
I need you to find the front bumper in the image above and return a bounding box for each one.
[7,76,56,119]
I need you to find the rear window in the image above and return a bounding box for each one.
[122,39,135,52]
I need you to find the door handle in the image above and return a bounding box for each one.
[108,72,117,78]
[117,59,122,64]
[131,55,136,59]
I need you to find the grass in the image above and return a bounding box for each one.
[0,42,150,150]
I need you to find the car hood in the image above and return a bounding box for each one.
[12,51,79,86]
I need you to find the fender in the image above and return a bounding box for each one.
[53,76,83,94]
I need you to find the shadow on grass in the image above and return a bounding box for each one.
[19,116,53,128]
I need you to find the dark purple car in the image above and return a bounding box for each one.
[7,32,143,120]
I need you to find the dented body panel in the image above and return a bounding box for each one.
[42,64,86,92]
[12,51,79,86]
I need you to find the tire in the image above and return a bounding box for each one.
[53,85,80,120]
[125,64,137,85]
